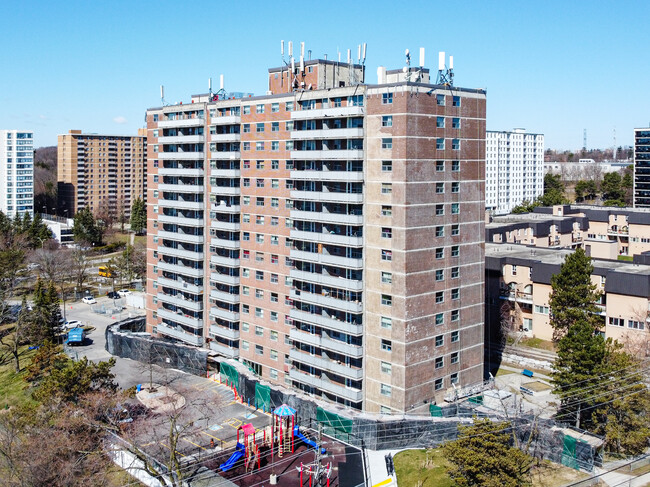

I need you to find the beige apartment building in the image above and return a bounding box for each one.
[487,204,650,260]
[486,243,649,356]
[57,129,146,218]
[145,54,487,413]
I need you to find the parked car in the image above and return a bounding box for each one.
[107,291,120,299]
[82,296,97,305]
[117,289,131,297]
[63,320,83,330]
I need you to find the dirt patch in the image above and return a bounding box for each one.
[523,381,553,392]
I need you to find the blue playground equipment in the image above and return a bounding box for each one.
[219,442,245,472]
[293,426,326,454]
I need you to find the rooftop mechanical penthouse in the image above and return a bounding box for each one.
[145,46,486,414]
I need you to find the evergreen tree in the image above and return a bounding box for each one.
[442,418,533,487]
[549,247,601,339]
[29,279,62,344]
[72,207,102,246]
[129,198,146,235]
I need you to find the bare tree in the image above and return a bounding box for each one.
[71,245,92,294]
[32,245,73,320]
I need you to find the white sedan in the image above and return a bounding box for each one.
[63,320,83,330]
[117,289,132,297]
[82,296,97,305]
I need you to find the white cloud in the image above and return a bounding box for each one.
[113,116,127,124]
[39,114,48,120]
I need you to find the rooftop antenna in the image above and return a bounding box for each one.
[414,47,425,82]
[613,127,617,160]
[208,77,212,97]
[404,48,411,81]
[583,129,587,151]
[288,41,293,58]
[211,74,226,101]
[281,39,285,62]
[300,42,305,59]
[160,85,166,106]
[361,42,367,83]
[436,51,455,86]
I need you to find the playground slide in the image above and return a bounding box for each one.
[219,442,245,472]
[293,426,326,454]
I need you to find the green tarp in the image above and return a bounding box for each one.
[220,362,239,393]
[255,383,271,411]
[316,407,353,441]
[429,404,443,417]
[561,434,580,470]
[468,395,483,405]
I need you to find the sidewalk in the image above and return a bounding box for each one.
[366,449,401,487]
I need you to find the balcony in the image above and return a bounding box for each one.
[290,105,364,120]
[158,198,203,210]
[158,308,204,329]
[290,269,363,291]
[158,247,204,260]
[289,348,363,380]
[159,167,204,177]
[288,368,362,402]
[210,186,240,195]
[158,118,205,128]
[291,190,363,204]
[210,169,241,178]
[290,249,363,269]
[290,170,364,182]
[157,276,203,294]
[211,115,241,125]
[290,289,362,314]
[210,288,240,304]
[210,254,240,267]
[210,151,241,160]
[291,210,363,226]
[210,238,239,249]
[157,261,203,278]
[289,328,363,358]
[607,226,629,236]
[156,323,203,346]
[210,220,240,231]
[157,292,203,312]
[210,271,240,286]
[209,324,239,340]
[210,307,240,322]
[290,149,363,160]
[289,309,362,335]
[158,214,204,227]
[209,340,239,358]
[211,203,241,214]
[157,230,203,244]
[290,128,364,140]
[210,133,241,143]
[499,289,533,305]
[158,183,203,193]
[290,230,363,247]
[158,135,204,144]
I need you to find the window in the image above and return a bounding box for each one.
[381,272,392,284]
[452,118,460,129]
[271,160,279,169]
[435,313,444,325]
[243,142,250,151]
[255,325,264,335]
[242,304,249,314]
[271,198,279,208]
[628,320,645,330]
[256,141,264,151]
[451,245,459,257]
[609,317,624,327]
[436,160,444,172]
[451,309,459,321]
[382,160,392,172]
[451,224,459,236]
[270,330,278,341]
[243,160,251,169]
[452,139,460,150]
[242,178,251,188]
[270,273,279,284]
[242,232,250,241]
[256,123,265,133]
[242,286,250,296]
[381,227,392,239]
[436,204,444,216]
[381,294,392,306]
[243,106,251,114]
[436,94,445,105]
[435,291,444,304]
[380,384,392,397]
[242,321,249,331]
[435,335,444,347]
[255,270,264,280]
[285,141,293,150]
[436,182,444,194]
[270,311,278,322]
[435,357,444,369]
[382,93,393,104]
[512,265,518,275]
[256,197,265,207]
[271,103,279,113]
[381,316,392,329]
[381,339,392,352]
[271,141,279,151]
[255,251,264,262]
[256,234,264,244]
[382,116,393,127]
[452,160,460,172]
[270,235,279,245]
[270,368,279,380]
[451,330,459,343]
[256,104,265,114]
[435,378,444,390]
[242,340,249,350]
[381,249,392,261]
[242,268,250,278]
[452,96,461,107]
[381,183,392,194]
[436,248,444,259]
[534,305,549,315]
[450,373,459,385]
[436,138,445,150]
[436,226,444,237]
[451,182,459,193]
[256,178,265,188]
[381,361,392,375]
[451,203,459,214]
[255,344,264,355]
[451,288,460,300]
[436,116,445,128]
[382,138,392,149]
[451,352,459,364]
[285,101,294,111]
[255,160,265,170]
[435,269,444,281]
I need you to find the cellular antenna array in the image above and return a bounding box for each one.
[436,51,454,86]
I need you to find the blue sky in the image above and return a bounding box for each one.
[1,0,648,150]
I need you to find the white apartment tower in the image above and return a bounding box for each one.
[486,129,544,215]
[0,130,34,218]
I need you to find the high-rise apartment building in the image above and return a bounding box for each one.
[486,129,544,215]
[57,130,147,218]
[146,56,486,413]
[634,127,650,208]
[0,130,34,218]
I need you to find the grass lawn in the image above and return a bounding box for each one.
[617,255,634,262]
[519,336,556,352]
[108,232,146,247]
[496,368,517,376]
[0,344,38,410]
[394,449,589,487]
